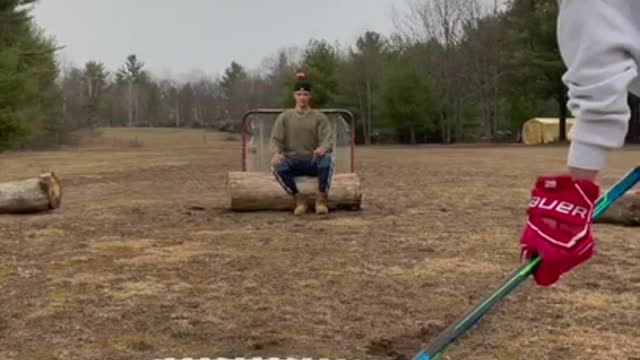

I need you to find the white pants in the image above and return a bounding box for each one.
[557,0,640,170]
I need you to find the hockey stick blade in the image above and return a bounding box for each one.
[413,166,640,360]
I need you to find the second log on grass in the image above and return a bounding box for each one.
[226,171,363,211]
[595,190,640,226]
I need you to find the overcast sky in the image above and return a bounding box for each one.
[31,0,401,79]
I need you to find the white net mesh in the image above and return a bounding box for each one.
[244,110,353,173]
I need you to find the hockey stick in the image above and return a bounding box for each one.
[413,166,640,360]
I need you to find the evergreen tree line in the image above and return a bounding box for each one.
[4,0,637,149]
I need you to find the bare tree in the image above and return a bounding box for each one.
[392,0,471,46]
[82,61,108,127]
[460,5,504,140]
[260,48,301,106]
[349,31,388,144]
[116,54,145,127]
[392,0,491,142]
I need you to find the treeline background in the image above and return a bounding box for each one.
[2,0,640,150]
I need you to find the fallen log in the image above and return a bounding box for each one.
[595,190,640,226]
[0,172,62,214]
[226,171,363,211]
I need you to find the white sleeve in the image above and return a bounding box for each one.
[557,0,640,170]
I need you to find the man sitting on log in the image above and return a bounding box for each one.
[270,72,334,216]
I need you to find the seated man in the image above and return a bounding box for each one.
[270,72,334,215]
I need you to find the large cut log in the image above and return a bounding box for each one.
[227,171,363,211]
[595,190,640,226]
[0,172,62,214]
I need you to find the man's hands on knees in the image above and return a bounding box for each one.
[313,146,327,157]
[519,174,600,286]
[272,153,285,166]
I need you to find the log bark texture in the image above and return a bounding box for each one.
[595,190,640,226]
[227,171,362,211]
[0,172,62,214]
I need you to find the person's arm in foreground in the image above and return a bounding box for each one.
[519,0,637,286]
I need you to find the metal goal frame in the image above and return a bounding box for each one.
[240,108,356,173]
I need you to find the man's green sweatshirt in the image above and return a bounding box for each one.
[269,109,332,159]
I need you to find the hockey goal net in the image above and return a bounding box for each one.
[241,108,355,173]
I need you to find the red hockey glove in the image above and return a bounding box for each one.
[519,175,600,286]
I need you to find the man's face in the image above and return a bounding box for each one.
[294,90,311,108]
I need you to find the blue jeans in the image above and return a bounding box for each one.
[272,155,334,194]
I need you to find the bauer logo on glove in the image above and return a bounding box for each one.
[528,196,590,221]
[520,175,600,286]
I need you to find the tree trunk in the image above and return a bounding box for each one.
[491,102,498,140]
[127,79,133,127]
[483,104,492,141]
[595,190,640,226]
[440,112,448,144]
[86,77,94,127]
[446,112,452,143]
[558,92,568,142]
[357,87,367,144]
[409,126,416,144]
[175,100,181,128]
[133,83,139,126]
[627,93,640,143]
[0,172,62,214]
[226,171,362,211]
[366,79,372,145]
[454,102,464,142]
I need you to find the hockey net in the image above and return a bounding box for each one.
[241,109,355,173]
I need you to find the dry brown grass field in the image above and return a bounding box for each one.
[0,127,638,360]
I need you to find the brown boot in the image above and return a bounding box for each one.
[293,193,308,216]
[315,191,329,215]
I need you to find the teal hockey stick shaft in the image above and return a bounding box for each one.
[413,166,640,360]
